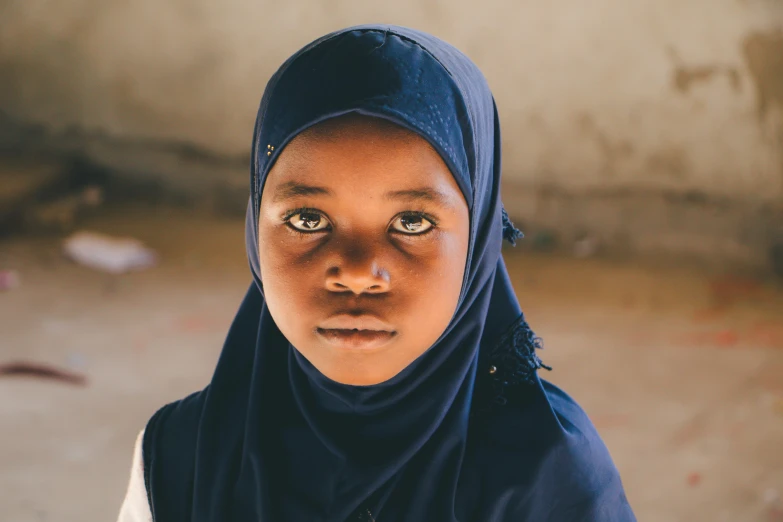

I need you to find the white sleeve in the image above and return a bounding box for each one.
[117,430,153,522]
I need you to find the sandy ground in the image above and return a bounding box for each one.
[1,204,782,522]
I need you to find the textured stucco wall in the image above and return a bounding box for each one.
[1,0,782,266]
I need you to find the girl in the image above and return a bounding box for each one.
[118,25,636,522]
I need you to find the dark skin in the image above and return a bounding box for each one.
[258,115,470,386]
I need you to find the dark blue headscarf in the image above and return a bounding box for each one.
[141,25,636,522]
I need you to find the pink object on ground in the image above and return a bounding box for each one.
[0,270,20,291]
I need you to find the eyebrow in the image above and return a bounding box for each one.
[271,182,454,207]
[272,181,332,202]
[384,188,453,207]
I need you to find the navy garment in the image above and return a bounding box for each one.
[141,25,636,522]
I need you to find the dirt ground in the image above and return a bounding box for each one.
[1,204,782,522]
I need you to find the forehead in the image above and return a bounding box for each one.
[268,116,454,186]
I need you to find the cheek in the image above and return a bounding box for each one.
[421,230,468,284]
[257,227,322,337]
[398,234,467,333]
[258,223,321,278]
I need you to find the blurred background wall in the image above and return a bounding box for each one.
[1,0,782,270]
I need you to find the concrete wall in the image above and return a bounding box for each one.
[1,0,782,267]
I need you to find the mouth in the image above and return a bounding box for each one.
[316,314,397,350]
[316,328,397,350]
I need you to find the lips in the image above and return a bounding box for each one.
[316,314,397,350]
[318,314,394,331]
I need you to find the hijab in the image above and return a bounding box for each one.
[141,25,636,522]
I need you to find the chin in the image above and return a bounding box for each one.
[292,336,411,386]
[311,354,404,386]
[321,365,396,386]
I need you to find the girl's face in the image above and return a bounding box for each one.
[258,116,470,385]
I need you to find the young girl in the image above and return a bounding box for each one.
[118,25,636,522]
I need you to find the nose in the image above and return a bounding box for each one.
[325,241,391,295]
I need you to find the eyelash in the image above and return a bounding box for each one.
[280,207,439,237]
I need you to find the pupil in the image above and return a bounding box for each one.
[402,216,423,231]
[300,214,320,229]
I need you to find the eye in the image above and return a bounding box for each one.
[390,213,435,235]
[286,210,330,232]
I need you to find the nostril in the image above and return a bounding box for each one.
[325,273,390,294]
